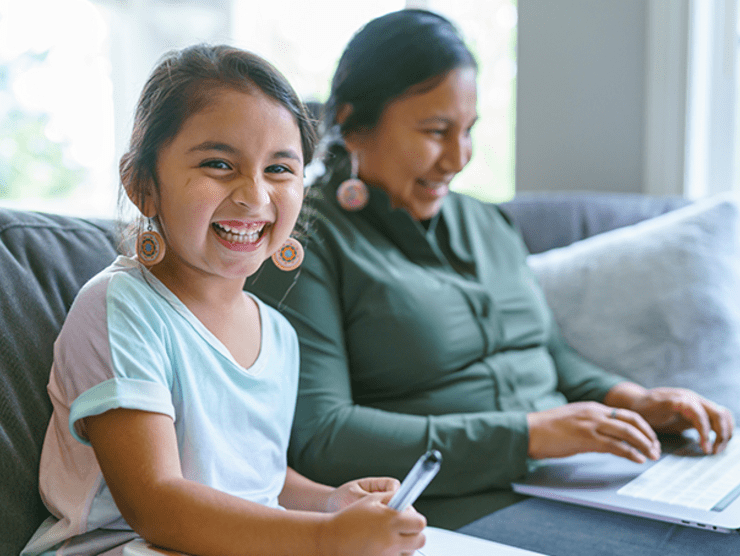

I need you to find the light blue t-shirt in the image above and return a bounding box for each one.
[24,256,299,556]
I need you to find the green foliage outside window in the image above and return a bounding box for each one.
[0,52,85,202]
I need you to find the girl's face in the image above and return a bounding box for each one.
[145,88,304,288]
[347,67,478,221]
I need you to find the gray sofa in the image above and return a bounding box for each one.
[0,193,693,554]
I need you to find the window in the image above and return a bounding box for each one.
[0,0,114,216]
[424,0,517,203]
[645,0,739,198]
[0,0,517,217]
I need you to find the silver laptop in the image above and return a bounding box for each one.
[512,431,740,533]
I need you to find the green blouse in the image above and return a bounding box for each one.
[246,181,624,528]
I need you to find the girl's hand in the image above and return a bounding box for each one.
[326,477,401,512]
[320,491,427,556]
[627,387,734,454]
[527,401,661,463]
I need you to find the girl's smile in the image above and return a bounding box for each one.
[212,220,269,250]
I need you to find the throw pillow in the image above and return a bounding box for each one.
[527,193,740,418]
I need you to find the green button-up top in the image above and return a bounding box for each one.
[246,180,623,525]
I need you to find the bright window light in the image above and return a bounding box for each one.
[0,0,116,216]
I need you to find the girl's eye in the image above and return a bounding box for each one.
[426,128,447,137]
[266,164,294,175]
[200,160,231,170]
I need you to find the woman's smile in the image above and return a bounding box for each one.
[415,179,450,199]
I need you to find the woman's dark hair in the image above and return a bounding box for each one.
[119,44,316,223]
[325,9,477,137]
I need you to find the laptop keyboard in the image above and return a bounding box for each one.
[617,435,740,511]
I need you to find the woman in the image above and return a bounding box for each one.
[246,9,733,529]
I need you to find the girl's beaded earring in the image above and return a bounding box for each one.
[136,218,165,266]
[272,237,304,271]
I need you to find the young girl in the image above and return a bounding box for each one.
[22,45,426,556]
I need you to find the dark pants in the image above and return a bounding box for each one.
[458,498,740,556]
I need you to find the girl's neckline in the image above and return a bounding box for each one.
[118,255,269,377]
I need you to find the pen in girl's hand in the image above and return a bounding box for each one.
[388,450,442,511]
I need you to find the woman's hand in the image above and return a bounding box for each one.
[526,401,661,463]
[605,382,735,454]
[320,491,427,556]
[326,477,401,512]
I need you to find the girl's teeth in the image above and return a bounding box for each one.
[214,224,262,244]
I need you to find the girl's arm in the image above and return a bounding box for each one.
[85,408,426,556]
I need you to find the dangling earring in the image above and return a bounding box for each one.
[136,218,165,267]
[336,150,369,211]
[272,237,304,271]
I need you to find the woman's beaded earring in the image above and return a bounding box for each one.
[272,237,304,271]
[136,218,165,267]
[336,150,369,211]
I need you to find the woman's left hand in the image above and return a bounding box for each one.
[632,387,734,454]
[605,382,734,454]
[326,477,401,512]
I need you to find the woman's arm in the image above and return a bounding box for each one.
[85,408,426,556]
[526,272,661,462]
[543,317,733,458]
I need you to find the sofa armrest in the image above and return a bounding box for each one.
[0,208,118,555]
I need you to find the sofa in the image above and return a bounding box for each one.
[4,191,739,554]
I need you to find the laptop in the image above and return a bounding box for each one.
[512,430,740,533]
[123,526,549,556]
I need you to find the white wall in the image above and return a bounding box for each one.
[515,0,648,194]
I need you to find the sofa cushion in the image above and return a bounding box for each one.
[0,208,118,556]
[501,193,691,254]
[527,194,740,417]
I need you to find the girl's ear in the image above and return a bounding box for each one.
[124,179,158,218]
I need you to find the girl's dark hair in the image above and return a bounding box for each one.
[119,44,316,228]
[325,9,477,137]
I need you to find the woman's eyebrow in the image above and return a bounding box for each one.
[418,115,479,126]
[418,116,452,126]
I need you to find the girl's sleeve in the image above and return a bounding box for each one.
[54,273,175,445]
[248,243,531,496]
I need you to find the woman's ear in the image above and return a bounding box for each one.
[335,103,353,127]
[336,103,363,153]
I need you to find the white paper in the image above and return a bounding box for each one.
[416,526,548,556]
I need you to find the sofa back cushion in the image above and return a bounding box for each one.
[528,194,740,417]
[0,208,118,556]
[501,193,691,254]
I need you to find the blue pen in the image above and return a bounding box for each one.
[388,450,442,511]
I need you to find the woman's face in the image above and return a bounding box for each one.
[348,67,478,221]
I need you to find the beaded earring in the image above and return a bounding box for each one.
[336,150,369,211]
[136,218,165,267]
[272,237,304,271]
